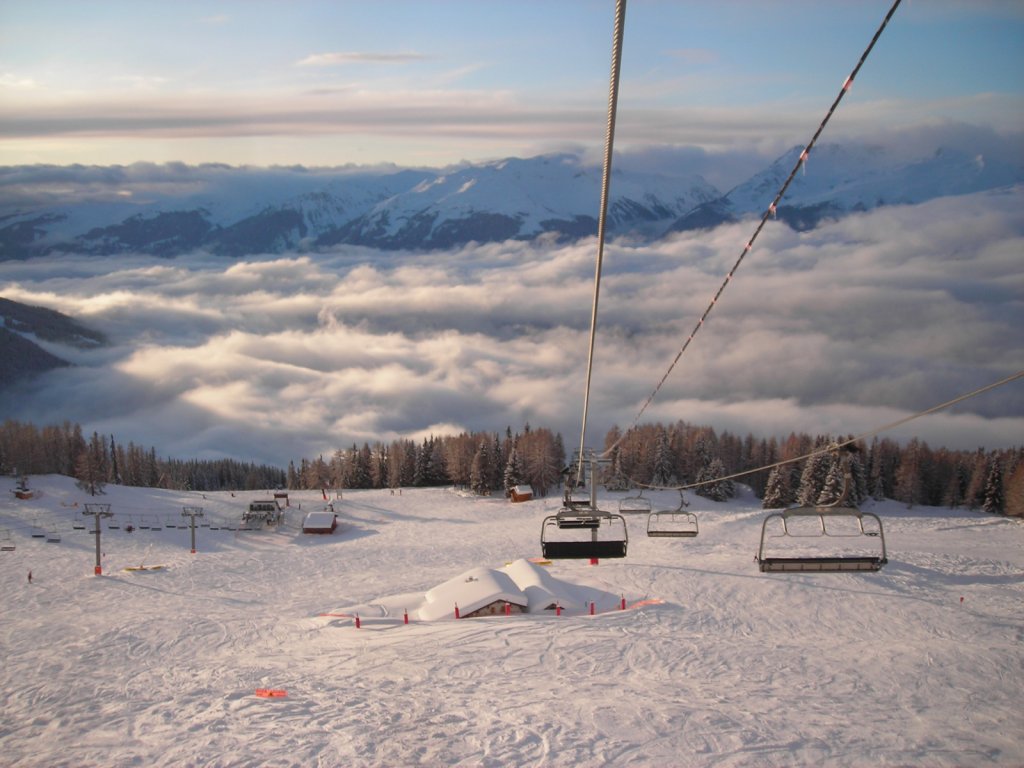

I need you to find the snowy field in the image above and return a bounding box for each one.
[1,475,1022,767]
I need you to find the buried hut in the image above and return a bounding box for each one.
[418,566,528,620]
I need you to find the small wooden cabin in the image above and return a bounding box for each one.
[302,510,338,534]
[509,485,534,503]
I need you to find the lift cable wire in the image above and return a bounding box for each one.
[624,368,1023,494]
[576,0,628,488]
[602,0,904,460]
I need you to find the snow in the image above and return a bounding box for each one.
[2,474,1022,766]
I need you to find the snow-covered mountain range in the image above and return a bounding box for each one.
[1,140,1021,258]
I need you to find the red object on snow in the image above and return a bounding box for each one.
[255,688,287,698]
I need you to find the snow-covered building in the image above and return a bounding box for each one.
[302,510,337,534]
[418,566,528,620]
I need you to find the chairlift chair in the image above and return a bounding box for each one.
[618,490,652,515]
[755,447,887,573]
[541,488,628,559]
[756,506,887,572]
[541,509,628,559]
[1,530,15,552]
[46,526,61,543]
[647,492,698,538]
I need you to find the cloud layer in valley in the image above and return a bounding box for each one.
[1,188,1021,467]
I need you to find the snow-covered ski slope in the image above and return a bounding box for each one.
[1,475,1021,767]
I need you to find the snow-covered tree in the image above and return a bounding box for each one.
[695,457,733,501]
[761,465,791,509]
[796,444,830,506]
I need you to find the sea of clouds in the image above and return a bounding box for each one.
[1,187,1021,467]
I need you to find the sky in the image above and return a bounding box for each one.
[1,0,1022,172]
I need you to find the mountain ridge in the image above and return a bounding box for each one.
[2,139,1021,258]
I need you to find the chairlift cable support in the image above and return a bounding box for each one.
[602,0,905,460]
[576,0,627,488]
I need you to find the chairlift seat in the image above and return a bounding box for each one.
[542,539,628,559]
[555,515,602,530]
[758,555,886,573]
[619,495,652,515]
[647,510,699,538]
[541,511,628,560]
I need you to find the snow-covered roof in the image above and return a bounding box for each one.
[419,566,527,621]
[302,511,335,529]
[512,485,533,495]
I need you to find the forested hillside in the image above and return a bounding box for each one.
[7,418,1018,515]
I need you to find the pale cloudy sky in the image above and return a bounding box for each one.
[1,0,1022,169]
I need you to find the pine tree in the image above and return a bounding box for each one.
[650,426,677,486]
[470,439,492,496]
[894,439,924,508]
[695,457,733,501]
[817,456,846,505]
[74,439,106,496]
[761,465,790,509]
[796,445,830,506]
[503,444,525,496]
[1005,460,1024,517]
[982,457,1005,515]
[109,434,121,484]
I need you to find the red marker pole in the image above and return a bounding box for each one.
[590,601,595,616]
[620,595,626,610]
[404,609,409,625]
[454,603,460,620]
[355,614,361,629]
[555,603,562,616]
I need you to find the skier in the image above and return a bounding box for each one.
[27,570,32,584]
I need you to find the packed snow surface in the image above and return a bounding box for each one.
[1,476,1022,767]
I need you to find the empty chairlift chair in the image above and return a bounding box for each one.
[756,505,887,572]
[755,448,887,573]
[618,491,652,515]
[647,491,698,538]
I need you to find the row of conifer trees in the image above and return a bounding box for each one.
[2,418,1020,515]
